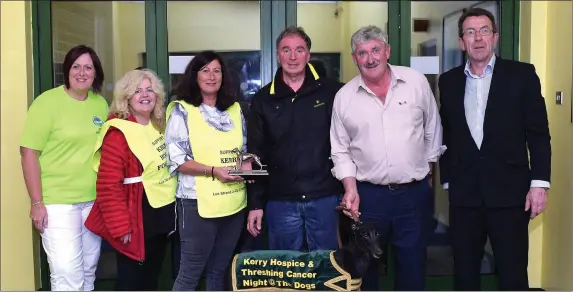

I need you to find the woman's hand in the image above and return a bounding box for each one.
[21,147,47,232]
[30,204,48,233]
[120,233,132,244]
[213,166,244,183]
[240,159,255,184]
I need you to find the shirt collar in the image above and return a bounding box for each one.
[464,54,496,78]
[356,64,404,93]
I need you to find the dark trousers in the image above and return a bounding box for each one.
[237,222,268,252]
[266,194,340,251]
[450,205,530,290]
[172,199,245,291]
[115,234,170,291]
[359,180,432,291]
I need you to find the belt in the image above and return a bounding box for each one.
[384,179,424,190]
[123,176,143,184]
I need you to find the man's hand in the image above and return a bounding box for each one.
[525,187,548,219]
[428,162,434,188]
[247,209,264,237]
[341,191,360,219]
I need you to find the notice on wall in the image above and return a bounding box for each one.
[169,56,195,74]
[410,56,440,74]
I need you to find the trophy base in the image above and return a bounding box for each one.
[228,170,268,179]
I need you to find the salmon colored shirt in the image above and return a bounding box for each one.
[330,64,446,185]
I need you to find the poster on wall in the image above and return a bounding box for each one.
[442,10,465,73]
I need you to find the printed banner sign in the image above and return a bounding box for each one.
[231,250,361,291]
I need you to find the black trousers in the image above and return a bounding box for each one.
[450,204,531,290]
[115,234,170,291]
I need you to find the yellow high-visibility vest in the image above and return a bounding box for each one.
[166,101,246,218]
[93,118,176,208]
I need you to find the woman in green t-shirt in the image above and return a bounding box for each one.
[20,45,109,291]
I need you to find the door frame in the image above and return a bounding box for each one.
[31,0,166,289]
[31,0,519,290]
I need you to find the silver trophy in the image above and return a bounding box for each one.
[228,148,269,178]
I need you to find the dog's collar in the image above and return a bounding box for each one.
[351,221,362,232]
[348,209,363,234]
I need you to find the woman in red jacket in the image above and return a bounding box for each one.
[85,68,177,290]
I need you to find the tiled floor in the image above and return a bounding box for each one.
[426,245,455,276]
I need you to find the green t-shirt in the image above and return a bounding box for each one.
[20,85,109,204]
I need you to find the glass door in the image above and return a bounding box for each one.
[295,1,400,83]
[402,0,520,289]
[162,1,265,289]
[165,1,263,104]
[293,2,398,290]
[33,0,150,289]
[296,1,390,83]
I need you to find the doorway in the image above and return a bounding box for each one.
[402,0,520,289]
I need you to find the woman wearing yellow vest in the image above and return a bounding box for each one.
[165,51,250,291]
[84,69,177,290]
[20,45,108,291]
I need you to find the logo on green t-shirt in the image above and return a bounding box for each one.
[92,116,104,127]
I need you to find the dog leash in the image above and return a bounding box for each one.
[337,203,363,226]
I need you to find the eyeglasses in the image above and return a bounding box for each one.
[463,27,494,37]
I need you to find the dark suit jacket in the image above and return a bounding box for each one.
[438,56,551,208]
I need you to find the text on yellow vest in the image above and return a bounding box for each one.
[93,118,176,208]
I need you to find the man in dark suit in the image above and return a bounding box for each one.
[438,8,551,291]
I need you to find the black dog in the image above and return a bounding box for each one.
[229,212,383,291]
[333,221,383,281]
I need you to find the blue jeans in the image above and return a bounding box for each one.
[358,180,433,291]
[266,195,340,251]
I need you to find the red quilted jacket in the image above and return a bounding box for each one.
[85,114,146,262]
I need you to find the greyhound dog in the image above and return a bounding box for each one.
[229,206,383,291]
[230,147,265,170]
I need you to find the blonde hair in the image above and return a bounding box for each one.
[110,69,166,133]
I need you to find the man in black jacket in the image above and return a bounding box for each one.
[245,26,344,252]
[438,8,551,290]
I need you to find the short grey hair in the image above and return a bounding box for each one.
[350,25,389,53]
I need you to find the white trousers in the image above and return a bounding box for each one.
[41,201,102,291]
